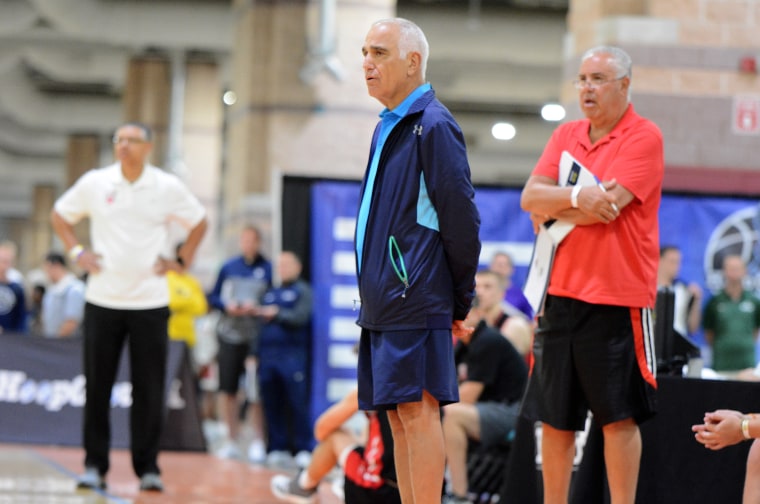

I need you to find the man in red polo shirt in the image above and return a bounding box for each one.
[520,46,664,504]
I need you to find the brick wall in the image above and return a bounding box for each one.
[566,0,760,192]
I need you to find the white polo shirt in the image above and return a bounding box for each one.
[54,163,206,310]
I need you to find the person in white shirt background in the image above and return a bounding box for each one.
[50,121,207,493]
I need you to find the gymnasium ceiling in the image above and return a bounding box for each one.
[0,0,568,220]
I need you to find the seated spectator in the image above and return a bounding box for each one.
[40,252,85,338]
[474,269,533,358]
[443,290,529,504]
[270,387,400,504]
[0,240,26,334]
[693,408,760,502]
[489,251,533,320]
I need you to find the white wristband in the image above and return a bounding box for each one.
[68,244,84,262]
[570,184,583,208]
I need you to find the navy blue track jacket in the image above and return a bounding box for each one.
[355,89,481,331]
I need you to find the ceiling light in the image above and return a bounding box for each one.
[222,90,237,106]
[491,122,516,141]
[541,103,566,122]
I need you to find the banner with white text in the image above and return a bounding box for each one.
[0,334,205,451]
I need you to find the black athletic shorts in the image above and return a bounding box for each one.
[217,339,249,394]
[522,295,657,430]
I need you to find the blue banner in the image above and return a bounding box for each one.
[310,182,362,423]
[310,181,760,420]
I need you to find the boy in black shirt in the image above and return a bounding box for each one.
[443,273,529,504]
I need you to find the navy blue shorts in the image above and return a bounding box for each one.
[522,295,657,430]
[357,328,458,410]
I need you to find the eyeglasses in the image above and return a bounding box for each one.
[112,136,147,145]
[572,75,625,90]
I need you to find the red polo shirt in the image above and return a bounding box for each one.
[533,105,664,308]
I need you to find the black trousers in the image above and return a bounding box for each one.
[82,302,169,477]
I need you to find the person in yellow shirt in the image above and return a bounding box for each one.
[167,243,208,349]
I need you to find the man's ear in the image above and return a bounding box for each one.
[620,75,631,94]
[407,51,421,76]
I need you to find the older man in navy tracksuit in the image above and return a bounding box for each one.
[355,18,481,504]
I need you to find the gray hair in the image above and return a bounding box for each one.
[119,121,153,141]
[581,46,632,80]
[373,18,429,80]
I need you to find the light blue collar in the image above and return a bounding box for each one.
[379,83,431,121]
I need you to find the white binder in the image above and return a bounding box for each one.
[522,151,600,314]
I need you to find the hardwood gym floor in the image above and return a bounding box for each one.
[0,443,342,503]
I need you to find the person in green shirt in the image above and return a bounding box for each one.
[703,255,760,372]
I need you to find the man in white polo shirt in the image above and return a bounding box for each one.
[50,122,207,493]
